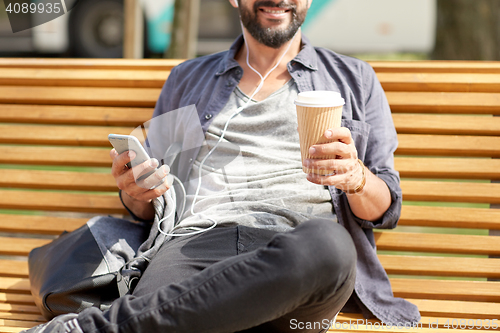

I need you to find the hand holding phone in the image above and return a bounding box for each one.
[108,134,168,188]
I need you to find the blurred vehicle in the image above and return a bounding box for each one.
[0,0,174,57]
[0,0,436,57]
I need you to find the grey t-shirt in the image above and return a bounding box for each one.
[173,80,336,233]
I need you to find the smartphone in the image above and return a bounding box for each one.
[108,134,152,169]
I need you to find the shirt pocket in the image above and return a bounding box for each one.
[341,119,371,161]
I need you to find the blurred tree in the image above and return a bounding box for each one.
[433,0,500,60]
[165,0,200,59]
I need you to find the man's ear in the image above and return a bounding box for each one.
[229,0,238,8]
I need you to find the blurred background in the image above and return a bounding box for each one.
[0,0,499,61]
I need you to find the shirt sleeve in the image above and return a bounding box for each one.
[354,63,402,230]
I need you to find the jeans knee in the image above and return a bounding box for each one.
[271,219,356,286]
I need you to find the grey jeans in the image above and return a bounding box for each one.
[77,218,356,333]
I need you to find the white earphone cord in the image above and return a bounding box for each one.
[158,28,300,238]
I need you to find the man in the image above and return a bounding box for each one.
[24,0,420,332]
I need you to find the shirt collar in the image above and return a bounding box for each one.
[215,33,320,76]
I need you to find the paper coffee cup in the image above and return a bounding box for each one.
[294,91,345,175]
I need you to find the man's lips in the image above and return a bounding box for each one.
[258,6,291,19]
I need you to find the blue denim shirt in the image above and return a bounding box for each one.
[149,35,421,324]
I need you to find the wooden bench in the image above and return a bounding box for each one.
[0,58,498,332]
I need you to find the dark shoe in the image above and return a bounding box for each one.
[21,314,83,333]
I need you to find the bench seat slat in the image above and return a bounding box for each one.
[374,231,500,255]
[0,58,183,70]
[399,206,500,230]
[378,73,500,93]
[391,278,500,303]
[0,124,134,147]
[0,238,50,257]
[0,69,170,88]
[0,312,43,323]
[0,86,160,107]
[369,61,500,74]
[0,146,110,167]
[0,170,116,192]
[407,298,500,319]
[0,215,87,235]
[0,294,33,306]
[379,255,500,278]
[0,279,30,294]
[395,157,500,180]
[0,190,125,214]
[386,92,500,114]
[0,262,28,279]
[396,134,500,157]
[392,114,500,136]
[400,180,500,204]
[0,105,153,126]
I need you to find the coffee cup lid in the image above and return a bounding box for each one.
[294,91,345,107]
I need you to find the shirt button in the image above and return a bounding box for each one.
[297,72,302,77]
[205,114,213,120]
[226,82,234,87]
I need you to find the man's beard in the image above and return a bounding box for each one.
[238,0,307,49]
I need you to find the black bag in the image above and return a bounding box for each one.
[28,217,151,320]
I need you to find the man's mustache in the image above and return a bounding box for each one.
[253,1,296,11]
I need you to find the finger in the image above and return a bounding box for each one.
[304,158,352,174]
[129,158,159,183]
[309,141,354,159]
[137,165,171,190]
[131,182,169,202]
[324,127,353,144]
[109,148,118,160]
[111,150,136,178]
[306,172,353,189]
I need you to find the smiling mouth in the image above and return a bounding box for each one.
[260,8,289,14]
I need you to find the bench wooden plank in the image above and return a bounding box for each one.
[378,73,500,93]
[392,114,500,136]
[0,304,38,315]
[0,238,50,257]
[386,92,500,114]
[0,190,125,214]
[379,255,500,278]
[0,146,111,167]
[407,298,500,319]
[0,215,87,235]
[0,294,33,306]
[369,61,500,74]
[0,170,116,192]
[396,134,500,157]
[399,206,500,230]
[0,262,28,279]
[400,180,500,204]
[395,157,500,180]
[391,278,500,302]
[0,124,133,147]
[0,312,42,323]
[0,320,36,329]
[0,105,153,126]
[0,69,170,88]
[0,86,160,107]
[0,58,183,70]
[0,279,30,294]
[374,231,500,255]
